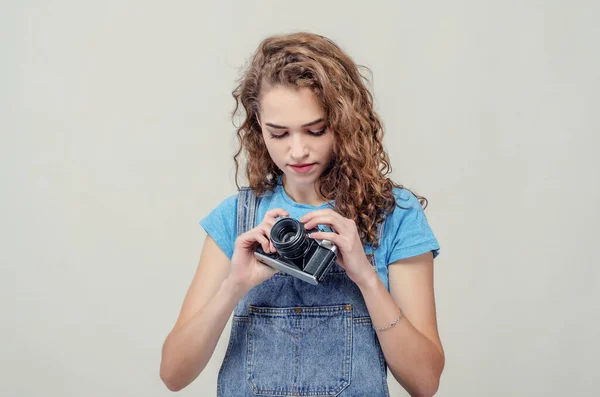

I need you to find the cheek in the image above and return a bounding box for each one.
[262,139,283,162]
[260,131,273,150]
[321,136,335,158]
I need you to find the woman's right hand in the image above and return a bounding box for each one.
[227,208,289,293]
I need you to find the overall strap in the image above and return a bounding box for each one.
[236,187,261,236]
[375,216,386,248]
[366,214,388,268]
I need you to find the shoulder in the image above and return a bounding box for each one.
[381,187,425,242]
[198,192,240,259]
[380,187,440,264]
[221,193,239,210]
[209,193,239,217]
[388,187,424,221]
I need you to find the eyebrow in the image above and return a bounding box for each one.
[265,118,324,129]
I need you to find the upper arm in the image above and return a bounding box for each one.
[388,252,444,357]
[171,235,231,330]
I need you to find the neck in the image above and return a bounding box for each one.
[282,175,327,206]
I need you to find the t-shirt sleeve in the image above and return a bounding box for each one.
[199,194,238,260]
[386,189,440,265]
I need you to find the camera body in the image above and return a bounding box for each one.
[254,217,337,285]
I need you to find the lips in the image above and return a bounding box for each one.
[289,163,316,173]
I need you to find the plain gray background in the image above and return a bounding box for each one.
[2,1,598,396]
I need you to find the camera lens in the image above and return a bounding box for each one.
[281,231,296,243]
[270,218,310,259]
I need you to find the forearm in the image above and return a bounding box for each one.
[358,273,444,397]
[160,278,248,391]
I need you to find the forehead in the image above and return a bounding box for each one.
[259,85,324,124]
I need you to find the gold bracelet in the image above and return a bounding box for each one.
[373,308,403,332]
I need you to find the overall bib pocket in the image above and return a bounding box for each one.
[246,304,352,396]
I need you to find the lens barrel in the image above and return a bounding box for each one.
[270,218,310,259]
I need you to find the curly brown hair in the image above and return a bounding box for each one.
[232,32,426,248]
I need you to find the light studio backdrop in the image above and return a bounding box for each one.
[1,1,598,396]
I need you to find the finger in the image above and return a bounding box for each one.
[302,215,341,232]
[253,225,277,253]
[299,209,334,223]
[261,217,279,229]
[258,223,273,237]
[252,230,270,253]
[260,210,287,230]
[264,208,289,220]
[236,233,258,250]
[259,226,277,253]
[237,228,269,252]
[307,231,340,246]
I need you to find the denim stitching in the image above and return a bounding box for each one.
[246,305,352,396]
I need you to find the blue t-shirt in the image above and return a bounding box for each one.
[200,183,440,290]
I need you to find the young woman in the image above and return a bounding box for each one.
[160,32,444,397]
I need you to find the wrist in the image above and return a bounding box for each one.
[221,276,251,301]
[354,264,381,291]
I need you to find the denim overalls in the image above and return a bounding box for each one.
[217,187,390,397]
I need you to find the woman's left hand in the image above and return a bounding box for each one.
[300,209,375,287]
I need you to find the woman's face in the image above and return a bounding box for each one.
[258,85,334,188]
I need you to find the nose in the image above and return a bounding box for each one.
[289,133,309,161]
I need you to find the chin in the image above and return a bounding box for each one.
[284,170,320,184]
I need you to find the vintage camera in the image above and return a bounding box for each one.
[254,217,337,285]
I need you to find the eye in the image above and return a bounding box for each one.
[269,132,288,139]
[308,127,327,136]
